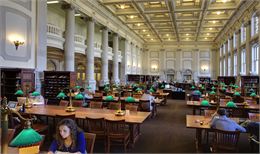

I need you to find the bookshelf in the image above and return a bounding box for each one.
[241,76,259,96]
[217,76,236,85]
[44,71,77,105]
[127,75,150,82]
[199,77,211,83]
[1,68,35,101]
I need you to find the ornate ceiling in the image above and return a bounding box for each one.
[98,0,244,43]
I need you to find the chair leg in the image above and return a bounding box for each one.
[124,139,127,153]
[107,137,110,153]
[47,127,50,142]
[104,136,107,153]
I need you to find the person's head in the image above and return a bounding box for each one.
[80,88,84,92]
[217,108,226,116]
[28,91,35,98]
[55,119,82,150]
[71,90,75,93]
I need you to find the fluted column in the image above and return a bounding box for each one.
[84,17,96,93]
[130,42,135,74]
[112,33,120,84]
[220,44,224,75]
[193,49,199,82]
[224,41,228,76]
[245,20,251,75]
[160,49,165,81]
[136,46,140,74]
[211,49,216,80]
[229,36,234,76]
[140,48,143,74]
[120,38,128,85]
[61,4,78,71]
[176,49,182,80]
[236,30,241,75]
[258,10,260,74]
[144,49,149,75]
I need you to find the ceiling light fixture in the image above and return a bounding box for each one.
[186,38,188,39]
[130,15,133,19]
[47,1,59,4]
[210,28,212,30]
[151,38,153,40]
[143,30,145,32]
[121,5,124,9]
[217,11,220,15]
[138,23,140,26]
[168,38,170,40]
[167,34,169,36]
[186,34,189,35]
[207,33,209,35]
[148,34,150,36]
[223,0,226,3]
[205,38,207,39]
[213,20,215,23]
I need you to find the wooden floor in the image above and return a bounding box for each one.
[41,99,259,153]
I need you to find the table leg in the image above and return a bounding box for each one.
[164,96,167,106]
[192,106,196,115]
[195,128,203,153]
[152,103,157,118]
[129,124,141,148]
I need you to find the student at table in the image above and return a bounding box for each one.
[48,119,86,154]
[28,91,46,124]
[141,92,155,109]
[210,108,246,132]
[80,88,92,107]
[189,89,202,97]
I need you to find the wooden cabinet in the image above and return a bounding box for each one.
[217,76,236,85]
[44,71,77,105]
[241,76,259,96]
[199,77,211,82]
[1,68,35,101]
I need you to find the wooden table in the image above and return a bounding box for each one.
[152,93,169,106]
[24,105,151,148]
[187,100,259,115]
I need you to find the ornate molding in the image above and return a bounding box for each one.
[176,49,182,52]
[239,44,246,50]
[250,36,259,46]
[144,49,149,52]
[160,49,165,52]
[99,26,110,31]
[61,4,79,12]
[223,41,228,44]
[193,49,199,52]
[220,44,223,48]
[131,42,135,46]
[228,36,233,40]
[232,49,237,54]
[112,33,120,37]
[120,37,128,42]
[235,29,241,35]
[211,49,216,52]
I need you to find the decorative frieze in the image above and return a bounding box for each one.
[176,49,182,52]
[228,36,233,40]
[193,49,199,52]
[160,49,165,52]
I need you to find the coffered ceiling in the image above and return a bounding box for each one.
[98,0,244,43]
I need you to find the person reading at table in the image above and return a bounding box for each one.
[29,91,46,124]
[141,92,155,109]
[48,119,86,154]
[210,108,246,132]
[189,89,202,97]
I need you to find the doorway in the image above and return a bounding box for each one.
[76,64,86,87]
[167,74,174,82]
[94,64,101,86]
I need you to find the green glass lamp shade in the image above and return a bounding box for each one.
[105,95,114,101]
[161,85,165,88]
[152,85,155,88]
[57,92,67,98]
[133,84,137,87]
[86,86,91,89]
[136,88,141,91]
[222,87,226,90]
[211,87,215,90]
[149,88,154,92]
[200,100,211,106]
[75,85,80,89]
[210,91,216,95]
[201,87,205,90]
[104,87,109,90]
[195,90,201,94]
[191,86,195,89]
[250,93,257,97]
[235,86,238,88]
[113,84,116,87]
[9,128,44,146]
[31,91,40,96]
[229,84,232,86]
[226,101,237,107]
[116,87,122,91]
[14,90,25,95]
[75,94,84,99]
[234,92,241,96]
[125,96,135,102]
[104,83,107,86]
[249,88,254,92]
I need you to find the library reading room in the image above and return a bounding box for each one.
[0,0,260,153]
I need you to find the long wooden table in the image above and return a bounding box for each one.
[24,105,151,148]
[152,93,169,106]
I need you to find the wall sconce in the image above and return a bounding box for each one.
[138,66,141,68]
[127,64,130,67]
[202,67,208,71]
[133,65,136,68]
[153,66,156,70]
[13,40,24,50]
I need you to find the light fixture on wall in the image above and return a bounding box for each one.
[13,40,24,50]
[202,67,208,71]
[128,65,130,67]
[133,65,136,68]
[153,66,156,70]
[138,66,141,68]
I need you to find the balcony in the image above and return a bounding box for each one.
[74,35,87,54]
[47,24,65,50]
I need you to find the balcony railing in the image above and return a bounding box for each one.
[47,24,64,37]
[94,42,101,50]
[118,50,121,56]
[74,35,85,44]
[108,47,112,53]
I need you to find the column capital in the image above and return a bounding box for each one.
[99,26,110,31]
[223,40,228,44]
[120,37,128,42]
[144,49,149,52]
[136,46,139,49]
[83,17,97,23]
[160,49,165,52]
[235,29,241,35]
[176,49,182,52]
[140,48,143,51]
[240,45,246,51]
[131,42,135,46]
[228,36,233,40]
[112,33,120,37]
[232,49,237,54]
[61,4,79,12]
[193,49,199,52]
[211,49,216,52]
[220,44,223,48]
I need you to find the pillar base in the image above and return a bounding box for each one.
[111,79,120,85]
[99,79,109,86]
[84,80,96,93]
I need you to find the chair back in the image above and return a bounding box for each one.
[90,101,102,109]
[209,95,216,102]
[0,128,16,145]
[94,93,103,98]
[92,97,102,101]
[8,113,21,129]
[233,96,244,103]
[125,104,138,112]
[44,99,48,105]
[220,98,230,103]
[59,100,69,106]
[109,102,119,110]
[192,94,200,101]
[72,100,83,107]
[214,129,240,153]
[231,105,245,118]
[139,100,151,112]
[208,105,217,110]
[84,133,96,154]
[106,119,126,138]
[254,97,259,104]
[248,113,260,121]
[133,94,142,99]
[55,114,76,124]
[86,117,106,134]
[124,93,131,97]
[204,110,216,117]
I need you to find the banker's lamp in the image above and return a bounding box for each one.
[226,98,237,107]
[56,85,77,112]
[135,88,141,91]
[149,88,154,92]
[114,84,125,116]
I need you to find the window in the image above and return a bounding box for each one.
[223,58,226,76]
[252,44,259,74]
[220,48,222,57]
[252,13,258,36]
[233,33,237,47]
[223,44,226,54]
[47,60,56,71]
[228,56,231,76]
[241,50,246,73]
[234,54,237,76]
[241,25,246,42]
[220,60,222,76]
[228,39,231,51]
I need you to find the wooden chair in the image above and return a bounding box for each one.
[55,114,76,124]
[109,102,119,110]
[94,93,103,97]
[84,133,96,154]
[220,98,230,103]
[8,113,21,130]
[233,96,244,103]
[139,100,152,121]
[44,99,48,105]
[248,113,260,121]
[124,93,131,97]
[192,94,200,101]
[19,113,50,142]
[92,97,102,102]
[105,119,130,153]
[0,128,16,145]
[59,100,69,106]
[72,100,83,107]
[230,105,245,118]
[132,94,142,99]
[16,135,45,151]
[90,101,103,109]
[86,117,107,152]
[203,110,216,144]
[212,129,240,153]
[209,95,216,102]
[125,104,138,112]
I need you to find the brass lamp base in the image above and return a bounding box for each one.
[65,106,76,112]
[242,101,249,106]
[114,110,125,116]
[202,95,205,98]
[25,103,33,108]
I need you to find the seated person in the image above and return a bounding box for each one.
[67,90,77,97]
[80,88,91,107]
[189,89,202,97]
[210,108,246,132]
[48,119,86,154]
[141,92,155,110]
[28,91,46,124]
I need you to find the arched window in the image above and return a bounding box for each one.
[252,44,259,74]
[228,56,231,76]
[47,60,56,71]
[223,58,226,76]
[233,32,237,47]
[241,24,246,42]
[252,12,258,36]
[76,64,85,81]
[220,47,222,57]
[220,60,222,76]
[223,44,226,54]
[241,50,246,73]
[234,54,237,76]
[228,39,231,51]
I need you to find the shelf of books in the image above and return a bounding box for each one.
[217,76,236,85]
[241,76,259,96]
[1,68,35,101]
[44,71,77,105]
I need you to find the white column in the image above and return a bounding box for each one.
[120,38,128,85]
[220,44,224,75]
[216,48,219,78]
[99,26,110,86]
[130,42,135,74]
[84,17,96,93]
[229,36,234,76]
[143,49,149,75]
[211,49,216,80]
[136,46,139,74]
[193,49,199,82]
[236,29,241,74]
[112,33,120,84]
[224,41,228,76]
[176,49,182,81]
[140,48,143,74]
[160,49,165,81]
[61,4,77,71]
[258,11,260,74]
[35,0,47,95]
[245,20,251,75]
